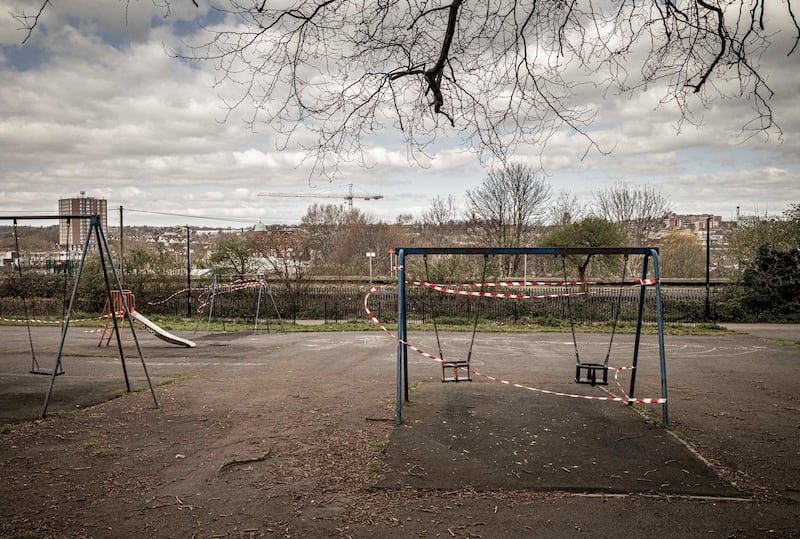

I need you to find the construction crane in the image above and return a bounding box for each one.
[257,184,383,212]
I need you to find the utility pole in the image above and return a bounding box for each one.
[186,225,192,318]
[119,205,124,279]
[705,216,711,321]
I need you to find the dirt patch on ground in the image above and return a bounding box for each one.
[1,326,799,537]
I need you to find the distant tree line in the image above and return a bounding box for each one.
[1,166,797,323]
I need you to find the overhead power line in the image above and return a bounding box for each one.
[124,208,297,225]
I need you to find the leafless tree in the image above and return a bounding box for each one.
[421,194,458,246]
[465,162,551,275]
[592,183,671,246]
[548,190,585,227]
[300,203,408,276]
[301,202,352,269]
[15,1,799,175]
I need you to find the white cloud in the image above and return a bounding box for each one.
[0,3,797,227]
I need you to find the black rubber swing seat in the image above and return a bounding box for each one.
[30,368,64,376]
[575,362,608,386]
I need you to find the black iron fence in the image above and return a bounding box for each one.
[0,274,725,325]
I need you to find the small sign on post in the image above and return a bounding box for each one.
[366,251,376,283]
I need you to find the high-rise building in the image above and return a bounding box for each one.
[58,192,108,250]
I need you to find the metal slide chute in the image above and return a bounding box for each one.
[128,311,196,348]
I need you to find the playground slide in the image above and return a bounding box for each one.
[129,311,196,348]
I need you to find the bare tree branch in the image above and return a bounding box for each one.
[13,0,799,177]
[12,0,51,44]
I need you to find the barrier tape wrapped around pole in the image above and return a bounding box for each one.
[364,285,666,405]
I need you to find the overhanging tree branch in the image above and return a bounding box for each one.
[13,0,799,176]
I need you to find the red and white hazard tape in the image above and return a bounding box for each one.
[146,286,209,307]
[1,316,95,325]
[408,277,658,300]
[1,317,63,325]
[364,285,666,405]
[150,278,270,313]
[474,278,660,287]
[409,280,583,300]
[447,279,591,287]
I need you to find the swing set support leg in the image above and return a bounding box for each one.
[42,215,97,417]
[651,249,669,427]
[41,216,159,418]
[629,254,649,400]
[396,249,407,425]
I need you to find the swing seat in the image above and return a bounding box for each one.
[575,362,608,386]
[442,361,471,383]
[30,368,64,376]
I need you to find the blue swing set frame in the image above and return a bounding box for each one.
[393,247,669,427]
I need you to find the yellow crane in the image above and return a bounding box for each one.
[257,183,383,212]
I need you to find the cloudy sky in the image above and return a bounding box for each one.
[1,1,798,229]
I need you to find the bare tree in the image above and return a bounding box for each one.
[592,183,671,246]
[301,203,351,269]
[465,163,551,275]
[548,190,585,227]
[14,1,798,175]
[421,194,458,247]
[299,203,408,277]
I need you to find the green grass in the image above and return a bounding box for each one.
[372,437,391,454]
[1,312,734,336]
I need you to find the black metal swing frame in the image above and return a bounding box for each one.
[2,214,159,418]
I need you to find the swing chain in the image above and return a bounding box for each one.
[564,252,629,386]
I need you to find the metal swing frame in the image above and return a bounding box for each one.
[2,214,159,418]
[393,247,669,427]
[194,273,286,333]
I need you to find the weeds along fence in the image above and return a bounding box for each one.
[0,272,721,325]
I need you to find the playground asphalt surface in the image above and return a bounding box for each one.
[0,323,798,537]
